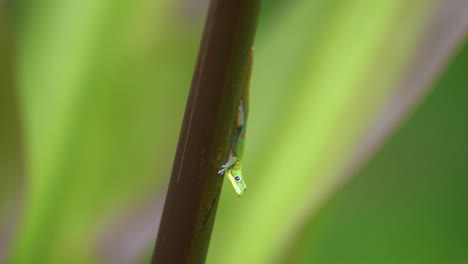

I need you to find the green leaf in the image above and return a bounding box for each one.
[292,43,468,264]
[208,1,435,263]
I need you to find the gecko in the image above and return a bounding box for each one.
[218,48,253,197]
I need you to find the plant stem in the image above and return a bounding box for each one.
[151,0,261,263]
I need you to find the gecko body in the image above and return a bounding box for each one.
[218,49,253,197]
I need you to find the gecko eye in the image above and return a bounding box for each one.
[234,176,242,182]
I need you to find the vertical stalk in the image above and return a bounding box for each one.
[151,0,261,263]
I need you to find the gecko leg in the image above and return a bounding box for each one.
[218,156,237,175]
[219,100,244,175]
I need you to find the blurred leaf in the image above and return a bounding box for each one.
[209,0,436,263]
[291,42,468,264]
[11,0,201,263]
[0,2,24,261]
[342,0,468,174]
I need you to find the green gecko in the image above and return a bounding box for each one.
[218,48,253,197]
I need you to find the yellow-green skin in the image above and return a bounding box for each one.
[218,48,253,196]
[229,100,248,196]
[226,159,247,196]
[218,99,248,196]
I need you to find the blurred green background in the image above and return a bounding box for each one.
[1,0,467,263]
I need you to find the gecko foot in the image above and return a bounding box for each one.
[218,157,237,175]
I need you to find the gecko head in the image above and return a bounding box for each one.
[227,171,247,197]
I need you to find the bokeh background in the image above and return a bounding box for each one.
[1,0,467,263]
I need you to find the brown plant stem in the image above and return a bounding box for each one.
[151,0,261,263]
